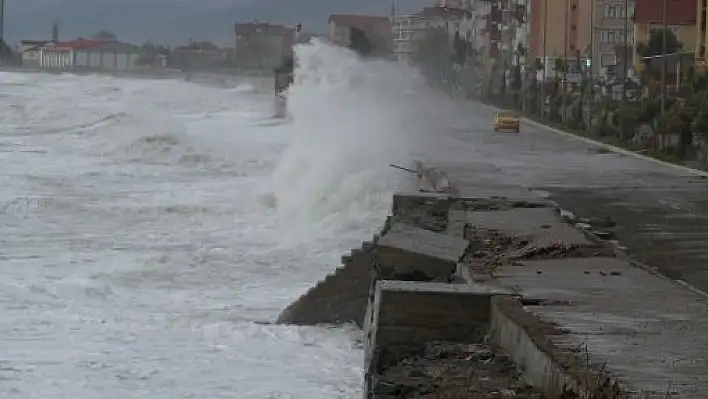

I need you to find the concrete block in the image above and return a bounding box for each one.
[378,222,469,264]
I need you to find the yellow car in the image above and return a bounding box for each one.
[493,110,520,133]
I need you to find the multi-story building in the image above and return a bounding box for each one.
[694,0,708,67]
[489,1,532,68]
[530,0,592,80]
[328,14,392,56]
[391,7,468,63]
[457,1,492,60]
[633,0,696,71]
[592,0,635,79]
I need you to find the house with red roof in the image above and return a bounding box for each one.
[21,38,143,71]
[72,40,142,70]
[328,14,392,56]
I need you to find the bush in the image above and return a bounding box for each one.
[616,105,641,138]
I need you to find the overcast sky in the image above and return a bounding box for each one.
[5,0,430,46]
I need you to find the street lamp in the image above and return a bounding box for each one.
[660,0,667,114]
[622,0,629,102]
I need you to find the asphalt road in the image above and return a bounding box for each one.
[426,98,708,293]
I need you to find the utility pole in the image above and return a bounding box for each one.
[562,0,569,122]
[0,0,5,60]
[541,0,548,118]
[588,0,595,130]
[660,0,667,114]
[622,0,629,102]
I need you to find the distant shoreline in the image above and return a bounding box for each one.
[0,66,276,90]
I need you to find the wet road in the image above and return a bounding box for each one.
[426,98,708,292]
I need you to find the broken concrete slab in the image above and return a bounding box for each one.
[451,207,595,249]
[391,191,452,233]
[379,222,469,264]
[376,222,469,281]
[492,257,708,398]
[392,191,451,209]
[455,187,552,204]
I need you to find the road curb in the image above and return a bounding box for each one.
[523,118,708,178]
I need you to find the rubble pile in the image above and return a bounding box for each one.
[373,342,546,399]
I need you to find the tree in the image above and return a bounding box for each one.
[92,30,117,41]
[691,107,708,138]
[348,27,372,56]
[636,29,682,81]
[636,28,682,58]
[452,31,467,66]
[137,40,170,66]
[412,27,454,83]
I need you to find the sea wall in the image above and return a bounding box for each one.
[274,162,703,398]
[276,164,456,327]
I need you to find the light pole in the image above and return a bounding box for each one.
[562,0,569,122]
[622,0,629,102]
[660,0,667,114]
[541,0,547,118]
[588,0,595,130]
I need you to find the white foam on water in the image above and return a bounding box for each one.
[0,41,433,399]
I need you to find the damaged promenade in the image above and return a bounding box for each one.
[275,168,708,398]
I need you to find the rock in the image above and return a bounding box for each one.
[559,209,576,222]
[575,222,592,230]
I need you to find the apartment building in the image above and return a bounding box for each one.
[695,0,708,67]
[633,0,696,70]
[592,0,635,79]
[328,14,392,56]
[458,0,493,59]
[391,7,467,63]
[530,0,592,80]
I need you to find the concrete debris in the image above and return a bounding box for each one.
[372,342,545,399]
